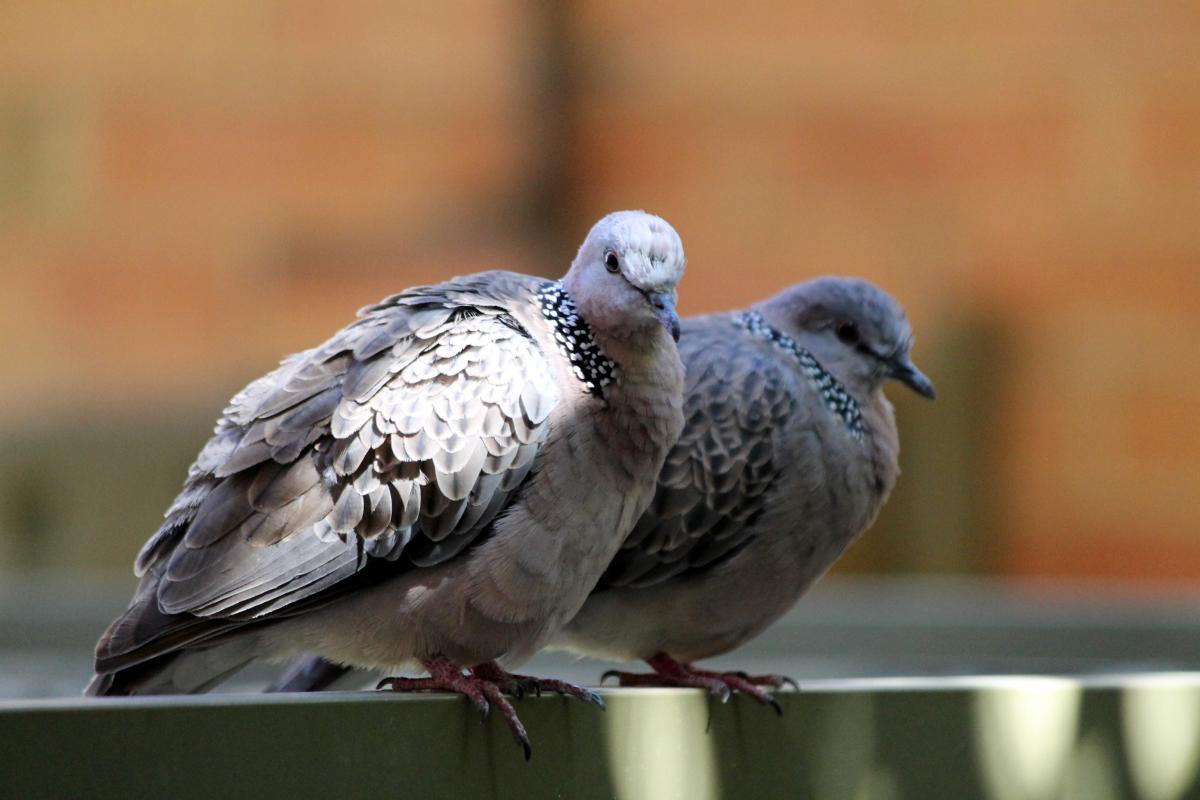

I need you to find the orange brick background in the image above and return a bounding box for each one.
[0,2,1197,580]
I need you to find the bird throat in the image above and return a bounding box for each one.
[735,311,866,440]
[537,281,619,397]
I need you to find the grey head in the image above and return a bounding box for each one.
[754,276,936,400]
[562,210,686,345]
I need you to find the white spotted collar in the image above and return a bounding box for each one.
[537,282,618,398]
[735,311,865,440]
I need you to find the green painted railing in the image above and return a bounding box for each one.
[4,675,1200,799]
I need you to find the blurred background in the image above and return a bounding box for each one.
[0,2,1198,696]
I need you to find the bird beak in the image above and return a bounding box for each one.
[647,292,681,342]
[888,356,936,399]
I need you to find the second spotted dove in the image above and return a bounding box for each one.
[555,276,935,707]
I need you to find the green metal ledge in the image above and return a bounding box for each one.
[4,675,1200,800]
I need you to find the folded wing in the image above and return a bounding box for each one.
[97,274,557,672]
[598,328,794,589]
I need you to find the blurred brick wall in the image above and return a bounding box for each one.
[0,0,545,422]
[561,2,1200,581]
[1,2,1197,580]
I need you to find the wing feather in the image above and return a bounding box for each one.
[99,273,558,670]
[599,322,794,589]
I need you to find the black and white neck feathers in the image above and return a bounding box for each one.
[735,310,865,440]
[538,281,618,397]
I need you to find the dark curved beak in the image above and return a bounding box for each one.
[647,292,681,342]
[889,356,936,400]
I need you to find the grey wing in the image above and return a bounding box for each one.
[598,332,794,589]
[97,276,557,671]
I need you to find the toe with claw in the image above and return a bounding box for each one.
[377,656,532,759]
[601,652,794,714]
[472,662,606,709]
[376,656,609,760]
[728,670,800,691]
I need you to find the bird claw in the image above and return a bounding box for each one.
[471,663,602,709]
[603,654,790,713]
[376,657,528,757]
[504,677,542,699]
[578,687,606,709]
[749,673,799,691]
[725,669,798,691]
[374,658,602,760]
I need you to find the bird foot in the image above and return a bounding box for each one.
[377,656,532,759]
[601,653,794,715]
[470,662,606,709]
[695,668,799,692]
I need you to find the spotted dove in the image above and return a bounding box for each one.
[85,210,688,758]
[556,277,935,707]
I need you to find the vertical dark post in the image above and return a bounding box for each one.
[853,312,1008,575]
[517,0,577,274]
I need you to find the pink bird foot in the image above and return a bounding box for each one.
[378,655,532,759]
[470,662,606,709]
[602,652,796,715]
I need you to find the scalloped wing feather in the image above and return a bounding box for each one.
[102,273,557,670]
[599,320,795,589]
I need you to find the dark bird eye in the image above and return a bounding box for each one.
[836,321,860,344]
[604,250,620,273]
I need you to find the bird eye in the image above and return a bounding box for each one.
[835,321,860,344]
[604,250,620,273]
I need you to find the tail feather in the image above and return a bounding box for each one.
[93,573,244,678]
[85,638,258,696]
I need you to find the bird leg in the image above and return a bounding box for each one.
[470,661,606,708]
[602,652,795,715]
[377,655,532,759]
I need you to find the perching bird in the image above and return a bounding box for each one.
[86,210,688,758]
[554,277,934,708]
[273,278,934,709]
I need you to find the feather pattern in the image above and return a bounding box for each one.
[102,272,560,669]
[93,211,692,700]
[558,277,917,666]
[598,320,795,589]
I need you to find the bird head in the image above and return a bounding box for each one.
[756,276,935,400]
[562,210,686,345]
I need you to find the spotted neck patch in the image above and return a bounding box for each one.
[537,281,618,397]
[735,311,865,440]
